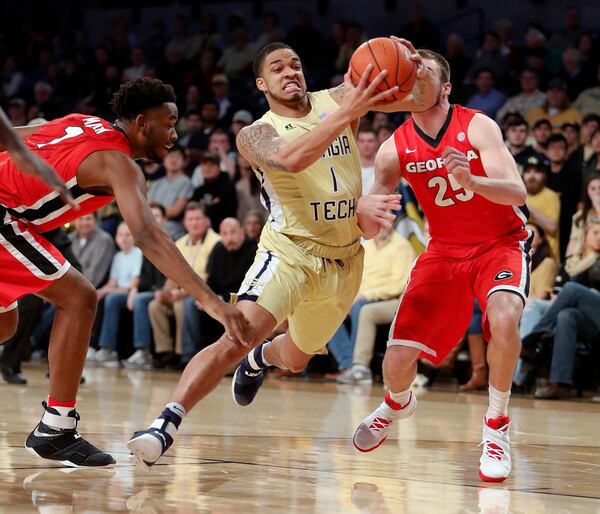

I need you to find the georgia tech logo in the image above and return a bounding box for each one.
[494,270,513,281]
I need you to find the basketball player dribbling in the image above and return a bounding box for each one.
[127,39,438,469]
[352,50,529,482]
[0,77,250,467]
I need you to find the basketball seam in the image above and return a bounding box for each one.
[366,40,394,95]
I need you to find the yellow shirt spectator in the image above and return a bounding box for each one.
[358,231,416,301]
[175,228,220,279]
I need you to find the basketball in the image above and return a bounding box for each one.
[349,37,417,102]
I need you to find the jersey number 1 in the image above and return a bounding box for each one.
[36,126,84,148]
[428,175,474,207]
[330,166,339,193]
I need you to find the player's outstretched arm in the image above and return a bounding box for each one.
[238,65,396,173]
[444,114,527,206]
[0,109,77,208]
[358,136,403,239]
[83,150,253,345]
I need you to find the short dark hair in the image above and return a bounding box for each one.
[357,126,377,138]
[547,134,567,146]
[111,77,176,120]
[149,203,166,217]
[201,151,221,165]
[167,144,186,157]
[561,121,580,133]
[475,67,495,80]
[253,42,295,78]
[505,116,528,130]
[533,118,552,130]
[582,113,600,126]
[184,201,207,215]
[418,49,450,83]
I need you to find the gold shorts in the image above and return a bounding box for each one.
[235,229,364,355]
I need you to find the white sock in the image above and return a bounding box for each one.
[165,402,186,419]
[486,384,510,419]
[261,341,271,367]
[389,389,412,407]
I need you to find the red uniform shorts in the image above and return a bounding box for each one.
[0,215,69,312]
[388,229,532,365]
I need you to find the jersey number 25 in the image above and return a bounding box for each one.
[428,175,474,207]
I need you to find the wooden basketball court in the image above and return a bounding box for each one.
[1,364,599,513]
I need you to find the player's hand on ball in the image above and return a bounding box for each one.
[443,146,474,189]
[357,194,402,230]
[391,37,421,66]
[342,66,399,118]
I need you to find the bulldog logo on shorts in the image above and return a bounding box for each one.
[494,270,513,281]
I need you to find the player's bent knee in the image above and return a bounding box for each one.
[488,310,520,341]
[385,345,418,372]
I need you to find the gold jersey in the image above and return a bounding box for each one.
[255,90,363,260]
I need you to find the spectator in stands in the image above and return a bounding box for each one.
[329,227,416,381]
[560,47,593,100]
[243,210,265,242]
[69,213,115,289]
[573,63,600,118]
[230,109,253,138]
[576,33,598,79]
[581,114,600,163]
[180,218,257,365]
[178,109,202,151]
[356,127,379,193]
[561,122,581,158]
[147,145,193,240]
[122,47,147,81]
[566,174,600,258]
[7,98,27,126]
[207,128,236,177]
[196,14,222,54]
[211,74,234,122]
[148,203,219,366]
[376,123,395,146]
[188,98,220,150]
[444,33,471,102]
[548,5,582,51]
[529,223,559,300]
[335,22,365,72]
[2,55,25,98]
[504,117,540,173]
[144,20,168,67]
[90,223,143,366]
[218,17,257,80]
[523,155,561,260]
[165,15,193,62]
[191,152,237,230]
[526,78,582,132]
[122,204,168,369]
[531,118,552,154]
[582,129,600,185]
[234,153,262,221]
[525,218,600,400]
[466,68,506,119]
[286,8,322,72]
[466,31,509,85]
[459,302,488,392]
[255,12,285,48]
[399,4,440,51]
[496,69,546,123]
[545,133,582,257]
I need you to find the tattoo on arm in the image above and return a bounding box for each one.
[237,123,289,171]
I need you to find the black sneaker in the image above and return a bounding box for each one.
[231,358,265,406]
[25,402,115,467]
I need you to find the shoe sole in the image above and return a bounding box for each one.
[127,435,160,471]
[478,468,508,482]
[352,435,388,453]
[24,445,114,468]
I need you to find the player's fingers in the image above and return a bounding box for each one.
[371,86,399,104]
[393,37,417,55]
[365,69,389,93]
[58,188,80,210]
[385,194,403,202]
[358,64,374,89]
[343,68,353,88]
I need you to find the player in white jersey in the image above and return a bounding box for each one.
[128,39,438,469]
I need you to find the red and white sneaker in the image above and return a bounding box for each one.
[353,392,417,452]
[479,416,511,482]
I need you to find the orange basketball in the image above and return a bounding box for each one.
[349,37,417,102]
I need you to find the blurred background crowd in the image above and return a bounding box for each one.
[1,1,599,403]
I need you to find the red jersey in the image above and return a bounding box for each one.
[394,105,527,246]
[0,114,132,232]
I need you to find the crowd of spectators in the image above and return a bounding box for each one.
[1,5,599,401]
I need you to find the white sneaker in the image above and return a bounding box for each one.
[93,348,120,367]
[122,349,152,369]
[85,347,96,362]
[353,391,417,452]
[479,416,511,482]
[336,365,373,384]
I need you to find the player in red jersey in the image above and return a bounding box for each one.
[353,48,529,483]
[0,77,251,467]
[0,107,75,207]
